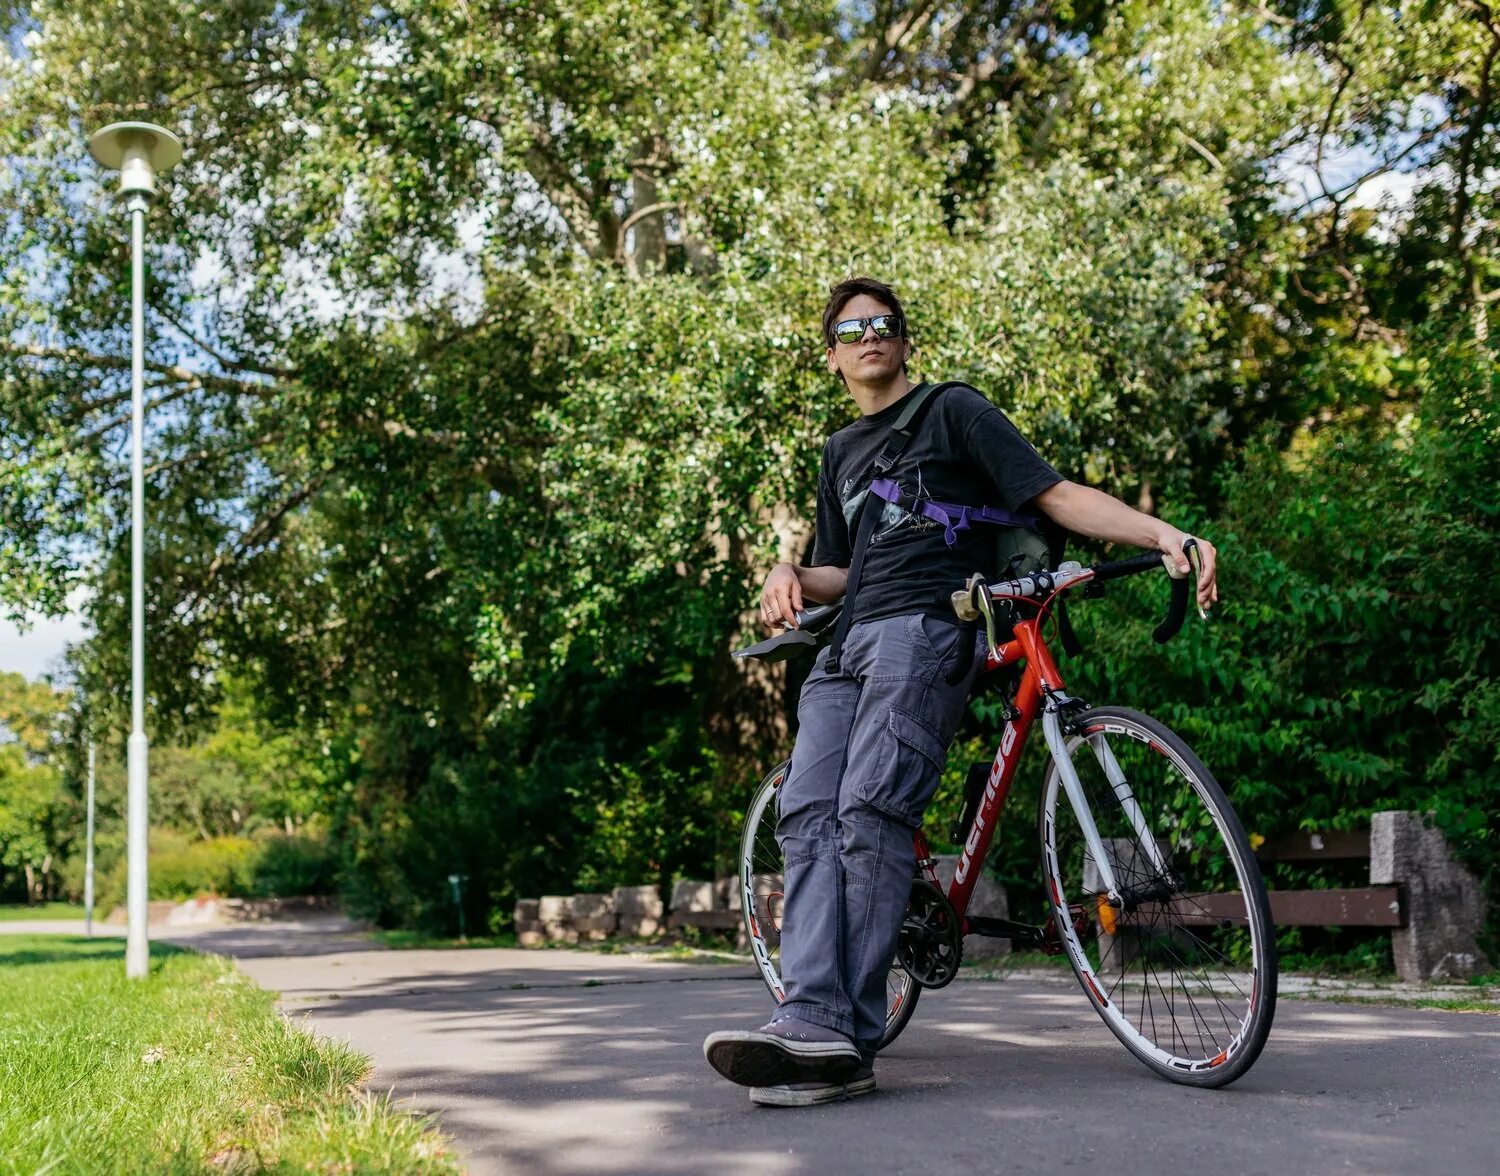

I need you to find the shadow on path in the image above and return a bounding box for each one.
[209,934,1500,1176]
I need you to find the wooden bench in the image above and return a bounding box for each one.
[1253,828,1405,928]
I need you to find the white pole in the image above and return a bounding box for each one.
[86,121,181,981]
[124,192,150,980]
[84,741,96,936]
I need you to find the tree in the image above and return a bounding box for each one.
[0,676,72,901]
[2,1,1491,924]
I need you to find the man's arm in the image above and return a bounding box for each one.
[759,563,849,629]
[1031,480,1218,612]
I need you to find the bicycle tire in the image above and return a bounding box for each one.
[1037,705,1277,1088]
[738,760,922,1050]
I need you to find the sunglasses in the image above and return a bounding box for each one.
[832,314,904,345]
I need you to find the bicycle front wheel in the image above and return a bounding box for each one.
[1038,706,1276,1087]
[738,760,921,1049]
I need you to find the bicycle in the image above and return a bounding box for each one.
[733,542,1277,1088]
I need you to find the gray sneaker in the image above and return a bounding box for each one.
[750,1066,878,1107]
[703,1016,861,1088]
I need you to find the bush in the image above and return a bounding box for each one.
[1061,329,1498,949]
[92,828,338,911]
[247,833,337,898]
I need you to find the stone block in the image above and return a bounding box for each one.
[542,925,579,944]
[538,895,573,924]
[612,884,664,917]
[932,854,1010,961]
[517,929,546,948]
[573,914,618,935]
[572,893,615,920]
[715,876,736,909]
[167,897,224,927]
[670,909,741,931]
[670,880,716,914]
[1371,811,1491,982]
[617,914,662,938]
[514,899,540,923]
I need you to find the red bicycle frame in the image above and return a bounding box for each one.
[913,613,1068,928]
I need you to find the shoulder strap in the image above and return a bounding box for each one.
[826,381,957,672]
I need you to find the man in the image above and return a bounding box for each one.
[704,277,1218,1107]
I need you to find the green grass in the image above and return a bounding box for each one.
[0,935,458,1175]
[0,901,85,921]
[368,929,517,950]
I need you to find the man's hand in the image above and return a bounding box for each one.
[1153,525,1218,613]
[761,563,805,630]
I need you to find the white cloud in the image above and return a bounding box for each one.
[0,588,92,683]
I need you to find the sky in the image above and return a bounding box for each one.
[0,592,90,683]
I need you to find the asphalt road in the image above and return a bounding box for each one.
[142,924,1500,1176]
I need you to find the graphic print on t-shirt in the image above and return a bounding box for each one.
[839,470,942,541]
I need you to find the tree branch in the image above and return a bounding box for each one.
[202,474,329,586]
[111,430,287,490]
[154,305,297,381]
[7,343,274,398]
[616,201,678,260]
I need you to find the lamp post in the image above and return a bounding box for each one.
[84,741,96,937]
[86,122,182,980]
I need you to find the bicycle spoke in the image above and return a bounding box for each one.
[1041,709,1275,1085]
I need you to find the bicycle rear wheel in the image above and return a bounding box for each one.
[1038,705,1276,1087]
[739,760,921,1049]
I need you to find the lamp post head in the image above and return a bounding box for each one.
[88,121,182,197]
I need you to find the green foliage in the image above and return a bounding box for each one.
[90,827,337,911]
[0,743,73,902]
[1,2,1495,939]
[1061,324,1499,936]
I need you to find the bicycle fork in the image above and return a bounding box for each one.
[1040,697,1173,908]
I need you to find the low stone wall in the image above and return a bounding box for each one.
[515,884,670,947]
[515,879,738,947]
[513,861,1012,960]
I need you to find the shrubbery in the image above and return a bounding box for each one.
[929,330,1498,955]
[88,827,338,913]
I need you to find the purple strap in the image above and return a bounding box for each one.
[869,477,1040,549]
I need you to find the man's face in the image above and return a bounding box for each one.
[825,293,911,385]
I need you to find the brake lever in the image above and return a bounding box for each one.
[1189,541,1207,620]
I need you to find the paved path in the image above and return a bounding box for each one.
[7,920,1496,1173]
[146,925,1497,1176]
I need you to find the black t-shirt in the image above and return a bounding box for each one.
[811,382,1064,624]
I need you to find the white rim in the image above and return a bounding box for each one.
[1041,717,1267,1075]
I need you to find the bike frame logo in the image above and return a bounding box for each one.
[954,720,1018,886]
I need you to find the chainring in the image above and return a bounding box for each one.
[896,877,963,989]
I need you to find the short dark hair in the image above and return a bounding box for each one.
[821,276,910,350]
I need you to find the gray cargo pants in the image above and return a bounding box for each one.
[775,612,985,1057]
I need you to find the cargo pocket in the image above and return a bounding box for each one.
[855,706,948,828]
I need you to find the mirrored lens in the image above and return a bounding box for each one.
[833,315,903,344]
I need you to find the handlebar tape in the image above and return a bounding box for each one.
[1151,539,1199,645]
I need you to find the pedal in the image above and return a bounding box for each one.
[1040,903,1090,956]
